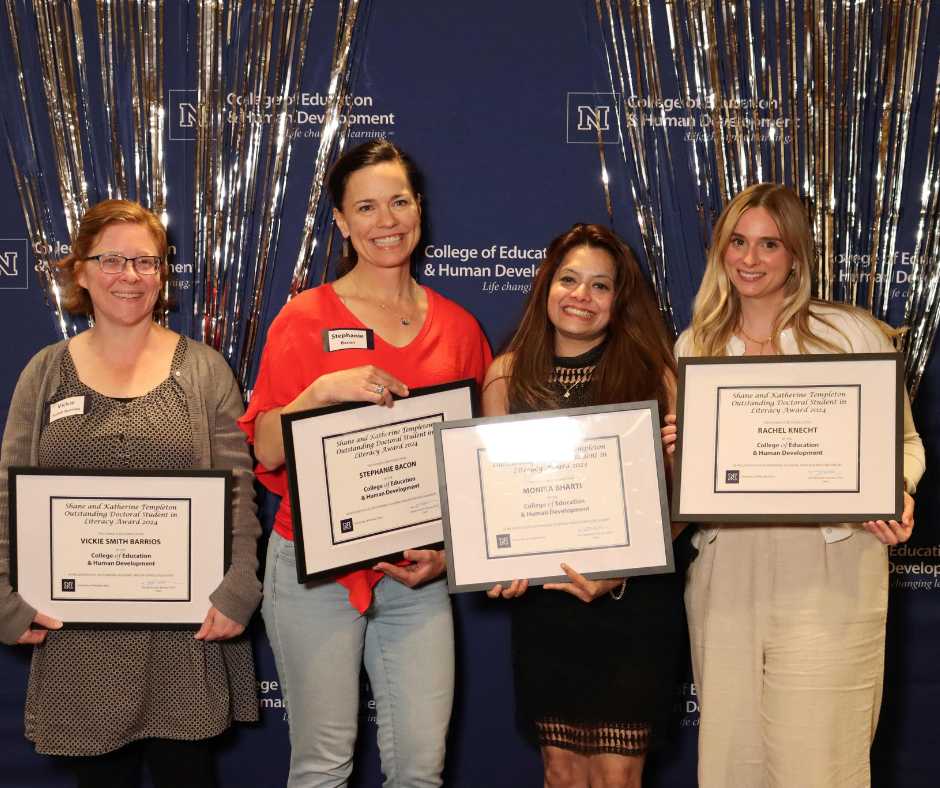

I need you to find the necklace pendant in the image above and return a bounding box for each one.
[400,318,410,326]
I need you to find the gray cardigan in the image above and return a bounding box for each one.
[0,337,262,644]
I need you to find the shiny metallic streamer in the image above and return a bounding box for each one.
[903,62,940,399]
[289,0,363,296]
[591,0,677,331]
[0,0,168,335]
[189,0,319,386]
[235,1,318,385]
[97,0,167,317]
[32,1,88,236]
[872,3,927,318]
[2,0,363,384]
[591,0,940,395]
[664,1,717,251]
[0,1,71,336]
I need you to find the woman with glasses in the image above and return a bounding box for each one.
[0,200,262,788]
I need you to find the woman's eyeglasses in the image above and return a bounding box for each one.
[83,254,163,275]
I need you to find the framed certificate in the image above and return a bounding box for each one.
[9,468,231,628]
[282,380,475,582]
[672,353,903,522]
[435,402,674,593]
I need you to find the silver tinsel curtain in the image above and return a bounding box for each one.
[1,0,166,336]
[0,1,937,395]
[590,0,940,397]
[0,0,368,388]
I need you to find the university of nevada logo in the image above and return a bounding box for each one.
[0,239,28,289]
[61,578,76,592]
[496,534,511,549]
[566,92,621,144]
[340,517,354,534]
[169,89,201,141]
[725,470,740,484]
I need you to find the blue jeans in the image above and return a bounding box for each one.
[262,531,454,788]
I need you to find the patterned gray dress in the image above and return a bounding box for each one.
[24,338,257,756]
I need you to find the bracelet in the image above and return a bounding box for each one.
[609,579,627,600]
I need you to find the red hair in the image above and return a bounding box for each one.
[56,199,169,316]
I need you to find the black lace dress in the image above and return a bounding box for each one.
[509,343,683,755]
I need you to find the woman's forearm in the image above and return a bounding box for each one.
[253,407,287,471]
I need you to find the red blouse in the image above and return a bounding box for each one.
[239,284,491,611]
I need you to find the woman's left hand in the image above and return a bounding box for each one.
[374,549,446,588]
[544,564,625,603]
[863,491,915,545]
[194,606,245,641]
[661,414,678,455]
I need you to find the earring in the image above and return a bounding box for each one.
[342,238,350,259]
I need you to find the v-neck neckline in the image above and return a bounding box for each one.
[326,282,434,350]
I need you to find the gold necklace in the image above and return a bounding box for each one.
[375,300,413,326]
[553,365,596,398]
[737,324,773,347]
[351,276,417,326]
[561,380,582,399]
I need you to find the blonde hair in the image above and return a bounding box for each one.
[687,183,875,356]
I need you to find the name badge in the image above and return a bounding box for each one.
[323,328,374,353]
[49,395,85,423]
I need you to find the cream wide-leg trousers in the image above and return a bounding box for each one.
[685,525,888,788]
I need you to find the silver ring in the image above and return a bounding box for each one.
[374,384,385,395]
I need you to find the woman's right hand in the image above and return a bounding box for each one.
[254,365,409,470]
[661,413,678,455]
[487,579,529,599]
[308,365,409,410]
[15,611,62,645]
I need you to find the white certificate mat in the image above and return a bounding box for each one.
[282,380,475,582]
[673,353,903,522]
[10,469,230,628]
[436,402,674,593]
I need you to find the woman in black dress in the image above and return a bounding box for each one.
[482,223,682,788]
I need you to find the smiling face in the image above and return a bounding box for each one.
[722,206,795,309]
[332,161,421,271]
[76,222,164,328]
[546,245,616,355]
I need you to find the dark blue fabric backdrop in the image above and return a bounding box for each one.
[0,2,938,786]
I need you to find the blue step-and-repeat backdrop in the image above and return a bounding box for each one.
[0,2,938,786]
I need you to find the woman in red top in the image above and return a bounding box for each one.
[239,139,491,787]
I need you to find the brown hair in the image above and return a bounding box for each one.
[56,199,169,316]
[327,138,423,276]
[503,223,676,413]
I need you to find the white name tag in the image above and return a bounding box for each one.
[323,328,374,352]
[49,396,85,423]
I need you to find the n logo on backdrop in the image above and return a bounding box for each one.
[178,103,199,128]
[0,239,28,289]
[566,92,621,144]
[169,89,202,141]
